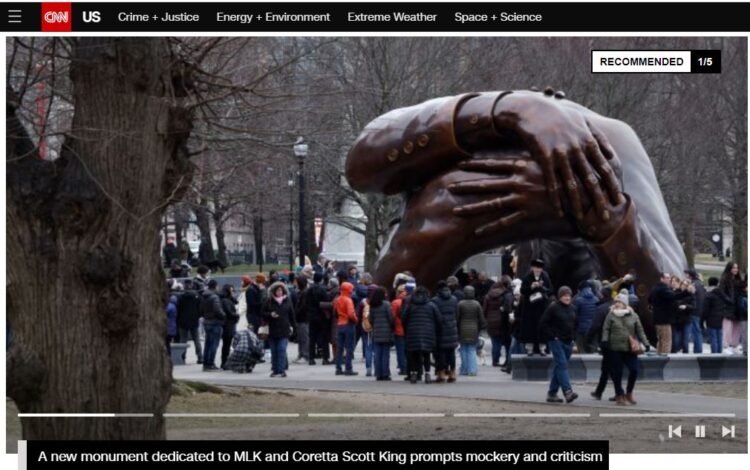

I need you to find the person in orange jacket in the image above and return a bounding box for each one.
[334,282,359,375]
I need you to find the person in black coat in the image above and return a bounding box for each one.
[200,279,225,371]
[262,282,297,377]
[519,259,554,356]
[538,286,578,403]
[219,284,240,369]
[163,238,178,268]
[192,265,210,292]
[369,287,395,380]
[671,278,695,354]
[305,273,332,365]
[472,272,494,306]
[484,276,514,368]
[702,277,734,353]
[649,273,690,355]
[176,279,203,364]
[684,269,707,354]
[292,276,310,365]
[719,261,743,353]
[432,281,459,383]
[401,286,442,384]
[587,286,614,399]
[245,274,266,333]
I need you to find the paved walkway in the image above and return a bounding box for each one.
[172,347,747,420]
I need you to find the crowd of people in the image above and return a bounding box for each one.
[165,254,748,404]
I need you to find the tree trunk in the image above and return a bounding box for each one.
[253,214,264,267]
[193,200,214,259]
[364,202,380,271]
[6,38,193,440]
[732,201,747,272]
[212,208,229,267]
[684,213,695,269]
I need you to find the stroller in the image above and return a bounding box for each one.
[225,329,264,373]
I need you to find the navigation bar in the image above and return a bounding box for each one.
[3,2,750,32]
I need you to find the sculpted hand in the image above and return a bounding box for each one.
[450,151,630,243]
[448,153,574,238]
[493,93,623,221]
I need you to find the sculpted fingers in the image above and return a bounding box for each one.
[572,147,609,221]
[453,194,524,217]
[540,149,564,218]
[585,138,624,206]
[475,211,527,236]
[448,178,517,195]
[457,159,518,174]
[557,148,584,220]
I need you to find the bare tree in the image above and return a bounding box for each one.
[6,38,194,440]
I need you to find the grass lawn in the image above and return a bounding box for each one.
[217,264,291,275]
[165,264,291,277]
[695,254,727,265]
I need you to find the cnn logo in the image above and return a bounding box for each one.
[42,3,72,32]
[44,11,68,23]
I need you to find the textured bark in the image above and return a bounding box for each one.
[212,207,229,267]
[193,200,214,260]
[6,38,193,440]
[684,213,695,269]
[364,199,380,271]
[253,214,264,267]
[731,204,747,272]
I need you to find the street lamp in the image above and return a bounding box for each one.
[293,137,308,269]
[288,178,294,272]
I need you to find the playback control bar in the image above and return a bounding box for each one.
[3,2,750,32]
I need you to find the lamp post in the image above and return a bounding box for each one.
[293,137,308,269]
[288,178,294,272]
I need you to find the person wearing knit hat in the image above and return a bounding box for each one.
[601,290,651,406]
[538,285,578,404]
[393,272,414,290]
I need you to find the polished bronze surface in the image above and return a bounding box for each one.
[346,91,687,334]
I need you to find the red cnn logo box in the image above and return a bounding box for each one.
[42,3,72,32]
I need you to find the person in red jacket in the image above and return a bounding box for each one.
[391,285,408,375]
[334,282,359,375]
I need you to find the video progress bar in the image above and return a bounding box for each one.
[18,413,154,417]
[16,412,739,418]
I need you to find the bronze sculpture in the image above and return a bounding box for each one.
[345,89,687,335]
